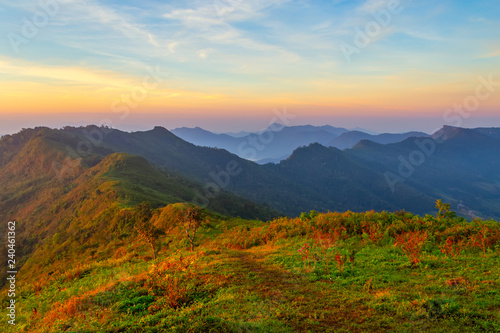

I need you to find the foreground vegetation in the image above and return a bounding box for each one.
[2,203,500,332]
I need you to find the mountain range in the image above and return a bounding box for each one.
[172,125,428,164]
[2,123,500,287]
[2,124,499,219]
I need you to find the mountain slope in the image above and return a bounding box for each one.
[348,126,500,218]
[0,128,279,286]
[62,126,436,215]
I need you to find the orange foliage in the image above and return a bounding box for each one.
[394,230,428,265]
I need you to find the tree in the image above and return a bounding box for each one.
[435,199,456,220]
[134,202,164,260]
[175,205,205,252]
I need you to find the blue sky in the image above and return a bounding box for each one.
[0,0,499,134]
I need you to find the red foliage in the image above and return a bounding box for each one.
[469,225,500,254]
[394,230,428,265]
[439,237,466,258]
[335,252,346,273]
[362,223,384,244]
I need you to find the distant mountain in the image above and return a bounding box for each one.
[330,131,428,150]
[349,127,378,135]
[173,125,429,163]
[473,127,500,141]
[172,124,350,164]
[171,126,241,152]
[222,130,253,138]
[256,155,290,165]
[262,123,349,137]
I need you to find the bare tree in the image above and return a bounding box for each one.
[134,202,164,260]
[176,205,204,252]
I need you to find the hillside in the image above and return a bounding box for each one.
[0,128,278,287]
[2,208,499,332]
[1,125,500,332]
[348,126,500,219]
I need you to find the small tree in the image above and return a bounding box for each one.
[134,202,164,260]
[175,205,204,252]
[436,199,456,220]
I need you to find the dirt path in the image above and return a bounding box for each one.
[226,247,380,332]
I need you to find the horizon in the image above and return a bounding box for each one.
[1,1,499,135]
[4,119,500,138]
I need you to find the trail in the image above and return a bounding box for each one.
[226,247,381,333]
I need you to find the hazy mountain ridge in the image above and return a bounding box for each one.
[3,125,499,219]
[330,130,429,150]
[172,124,428,163]
[172,124,350,164]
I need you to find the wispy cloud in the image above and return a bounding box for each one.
[480,49,500,58]
[0,56,134,89]
[357,0,395,14]
[58,0,161,47]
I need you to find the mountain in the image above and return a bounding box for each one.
[171,126,241,151]
[330,130,428,150]
[222,130,253,138]
[3,125,500,222]
[172,125,428,164]
[349,127,378,135]
[472,127,500,141]
[0,127,279,286]
[3,124,500,287]
[172,124,350,164]
[263,143,436,214]
[262,123,348,137]
[349,126,500,218]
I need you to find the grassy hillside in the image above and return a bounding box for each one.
[3,207,499,332]
[0,129,278,288]
[1,126,500,332]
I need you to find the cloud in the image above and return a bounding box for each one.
[357,0,394,14]
[468,16,487,23]
[0,56,134,89]
[400,29,445,42]
[57,0,161,48]
[163,7,224,28]
[480,49,500,58]
[162,0,291,28]
[197,49,213,59]
[161,0,300,63]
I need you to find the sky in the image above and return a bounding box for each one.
[0,0,499,135]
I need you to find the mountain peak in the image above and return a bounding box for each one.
[152,126,169,132]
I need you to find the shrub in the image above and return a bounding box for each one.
[439,236,466,258]
[394,230,429,265]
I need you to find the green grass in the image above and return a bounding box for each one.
[2,211,500,332]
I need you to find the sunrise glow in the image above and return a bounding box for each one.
[1,0,499,134]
